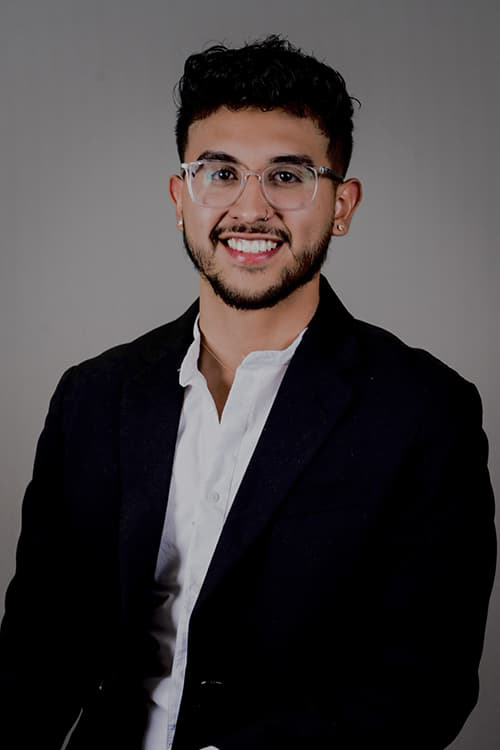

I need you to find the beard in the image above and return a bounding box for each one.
[181,221,333,311]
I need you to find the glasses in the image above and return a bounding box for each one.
[180,160,344,211]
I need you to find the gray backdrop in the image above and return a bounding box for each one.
[1,1,498,747]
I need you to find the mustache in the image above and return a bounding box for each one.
[210,224,291,245]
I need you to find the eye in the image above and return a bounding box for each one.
[267,167,305,185]
[209,165,239,182]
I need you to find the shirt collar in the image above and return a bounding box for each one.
[179,313,307,387]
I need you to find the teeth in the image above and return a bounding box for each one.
[226,238,278,254]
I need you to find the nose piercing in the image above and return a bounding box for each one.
[263,209,269,222]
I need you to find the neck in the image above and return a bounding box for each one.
[198,274,320,376]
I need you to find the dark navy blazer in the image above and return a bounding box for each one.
[0,276,496,749]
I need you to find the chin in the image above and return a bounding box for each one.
[204,264,322,311]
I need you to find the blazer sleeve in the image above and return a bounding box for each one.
[331,379,497,748]
[0,367,86,749]
[214,381,497,750]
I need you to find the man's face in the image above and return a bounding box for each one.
[170,107,345,310]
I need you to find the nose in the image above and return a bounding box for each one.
[228,173,274,223]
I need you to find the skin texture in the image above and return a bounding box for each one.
[169,107,361,416]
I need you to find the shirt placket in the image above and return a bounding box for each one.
[167,371,253,747]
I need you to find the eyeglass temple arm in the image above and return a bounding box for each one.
[319,166,345,183]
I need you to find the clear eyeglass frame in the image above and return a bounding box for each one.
[180,160,344,211]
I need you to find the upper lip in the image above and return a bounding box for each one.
[218,233,283,242]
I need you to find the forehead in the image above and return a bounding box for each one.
[185,107,330,166]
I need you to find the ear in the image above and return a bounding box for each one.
[169,174,184,232]
[332,178,362,236]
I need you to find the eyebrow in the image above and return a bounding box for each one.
[195,151,239,163]
[195,151,316,167]
[268,154,315,167]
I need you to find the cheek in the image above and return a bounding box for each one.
[185,208,223,237]
[289,209,332,242]
[313,204,335,236]
[313,186,335,215]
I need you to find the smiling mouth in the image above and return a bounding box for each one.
[225,238,280,254]
[219,236,284,265]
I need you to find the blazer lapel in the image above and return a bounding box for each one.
[194,276,360,616]
[119,302,198,629]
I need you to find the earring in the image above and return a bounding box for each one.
[177,218,183,227]
[337,224,345,231]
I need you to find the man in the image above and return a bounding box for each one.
[0,36,496,750]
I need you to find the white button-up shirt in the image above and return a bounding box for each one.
[142,314,306,750]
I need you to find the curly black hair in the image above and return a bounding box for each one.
[174,36,358,177]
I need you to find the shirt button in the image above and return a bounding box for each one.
[208,490,221,503]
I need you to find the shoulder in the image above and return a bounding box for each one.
[51,300,198,414]
[317,277,480,420]
[350,317,483,429]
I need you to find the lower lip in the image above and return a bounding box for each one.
[221,242,283,266]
